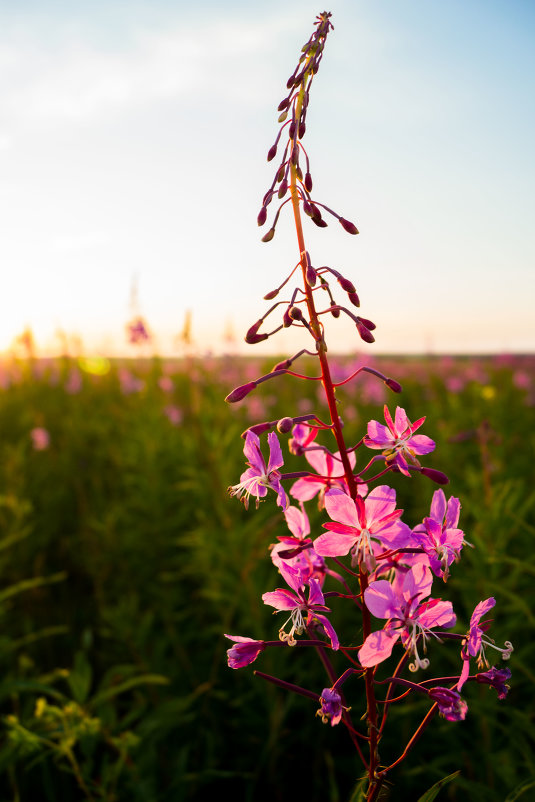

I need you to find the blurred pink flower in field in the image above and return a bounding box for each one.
[31,427,50,450]
[513,370,531,390]
[164,405,182,425]
[445,376,466,394]
[65,368,83,394]
[118,368,145,395]
[126,316,151,345]
[158,376,174,393]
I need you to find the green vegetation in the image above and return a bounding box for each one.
[0,353,533,801]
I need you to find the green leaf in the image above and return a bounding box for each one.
[89,674,169,707]
[416,770,461,802]
[67,651,93,704]
[505,776,535,801]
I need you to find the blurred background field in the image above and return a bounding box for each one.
[0,351,533,801]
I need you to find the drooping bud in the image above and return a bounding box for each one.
[257,206,268,226]
[277,417,294,434]
[263,288,279,300]
[337,276,356,293]
[261,228,275,243]
[276,164,285,183]
[304,172,313,192]
[278,97,291,112]
[291,145,299,166]
[225,381,257,403]
[358,317,376,331]
[278,178,288,199]
[267,143,278,162]
[242,421,272,438]
[312,216,328,228]
[330,305,340,318]
[298,121,306,138]
[288,122,296,140]
[356,320,375,343]
[278,110,288,123]
[245,320,268,345]
[420,467,450,485]
[385,378,403,393]
[348,291,360,308]
[339,217,359,235]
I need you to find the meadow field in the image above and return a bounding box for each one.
[0,352,533,801]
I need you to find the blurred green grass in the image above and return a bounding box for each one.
[0,353,533,801]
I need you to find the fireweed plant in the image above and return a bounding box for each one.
[225,12,513,801]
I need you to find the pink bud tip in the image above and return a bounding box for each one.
[385,378,402,393]
[358,317,376,331]
[348,291,360,308]
[277,417,293,434]
[261,228,275,243]
[421,467,450,485]
[257,206,267,226]
[272,358,291,371]
[245,331,268,344]
[225,382,257,403]
[339,217,359,235]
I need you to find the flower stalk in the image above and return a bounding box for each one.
[224,11,513,800]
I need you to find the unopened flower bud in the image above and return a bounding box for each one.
[277,417,294,434]
[245,320,268,345]
[283,307,293,327]
[278,178,288,199]
[261,228,275,243]
[298,121,306,138]
[356,320,375,343]
[291,145,299,166]
[337,276,356,293]
[225,381,257,403]
[272,358,291,371]
[288,122,296,140]
[385,377,402,393]
[276,165,285,183]
[278,110,288,123]
[358,317,376,331]
[288,305,304,321]
[242,422,272,438]
[348,291,360,308]
[257,206,267,226]
[304,172,313,192]
[330,305,340,318]
[420,467,449,485]
[263,288,279,300]
[339,217,359,235]
[306,265,317,286]
[267,144,278,162]
[278,97,291,112]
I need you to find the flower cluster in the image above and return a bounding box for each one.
[224,11,513,800]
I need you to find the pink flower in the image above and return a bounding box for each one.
[31,427,50,451]
[412,489,467,581]
[229,431,288,510]
[358,563,456,670]
[271,504,343,587]
[314,486,410,573]
[262,567,339,649]
[428,687,468,721]
[363,405,435,476]
[316,688,346,726]
[163,405,182,426]
[126,316,151,344]
[476,666,511,699]
[458,598,513,690]
[224,635,266,669]
[290,444,359,508]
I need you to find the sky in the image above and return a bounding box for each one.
[0,0,534,356]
